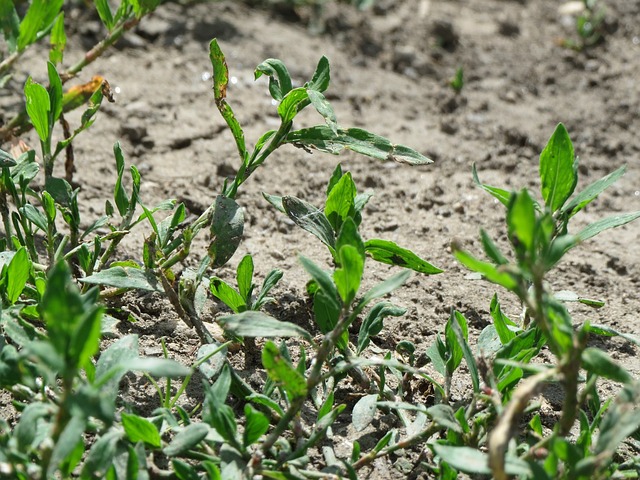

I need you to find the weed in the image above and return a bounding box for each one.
[0,1,638,478]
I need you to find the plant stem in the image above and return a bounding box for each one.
[159,270,214,344]
[352,422,441,470]
[488,367,557,480]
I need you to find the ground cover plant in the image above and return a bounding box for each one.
[1,0,640,478]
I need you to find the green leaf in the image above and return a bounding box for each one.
[595,383,640,456]
[581,348,632,384]
[24,77,51,142]
[357,270,411,312]
[283,196,335,249]
[472,163,511,206]
[48,415,85,478]
[0,148,17,167]
[210,278,245,313]
[300,256,340,308]
[208,196,244,268]
[40,261,85,354]
[121,412,161,448]
[433,445,532,477]
[262,341,307,401]
[253,268,284,310]
[489,294,517,344]
[46,63,65,130]
[507,189,536,254]
[15,402,51,451]
[324,172,356,232]
[49,13,66,65]
[277,87,308,123]
[365,239,443,274]
[254,58,293,101]
[306,56,330,93]
[82,430,121,478]
[357,302,406,354]
[243,405,269,447]
[576,211,640,242]
[480,229,509,265]
[113,142,130,216]
[0,1,20,53]
[219,311,311,340]
[334,245,364,305]
[95,334,139,398]
[585,324,640,347]
[196,342,227,380]
[452,246,519,291]
[352,394,378,432]
[426,404,461,433]
[563,165,626,217]
[313,289,341,335]
[17,0,64,51]
[336,216,365,259]
[164,424,209,457]
[209,39,247,163]
[449,311,480,393]
[262,192,285,213]
[6,247,30,304]
[307,89,338,134]
[81,266,163,292]
[236,254,254,302]
[95,0,114,30]
[539,123,577,212]
[286,126,431,165]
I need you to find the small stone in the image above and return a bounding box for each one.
[498,19,520,37]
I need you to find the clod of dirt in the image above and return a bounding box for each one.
[431,19,459,51]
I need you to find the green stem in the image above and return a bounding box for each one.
[352,421,441,470]
[61,18,140,81]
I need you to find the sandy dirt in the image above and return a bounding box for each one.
[2,0,640,477]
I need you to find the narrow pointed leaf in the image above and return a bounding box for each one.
[582,348,632,384]
[472,163,510,206]
[308,89,338,134]
[576,211,640,242]
[81,266,163,292]
[358,270,411,310]
[24,77,50,142]
[307,56,330,92]
[163,424,209,457]
[283,196,335,248]
[209,39,247,162]
[365,239,443,274]
[236,255,254,301]
[452,246,519,291]
[563,165,626,217]
[286,126,431,165]
[219,311,311,340]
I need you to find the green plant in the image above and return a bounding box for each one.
[449,66,464,93]
[562,0,607,50]
[1,0,163,145]
[435,123,640,479]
